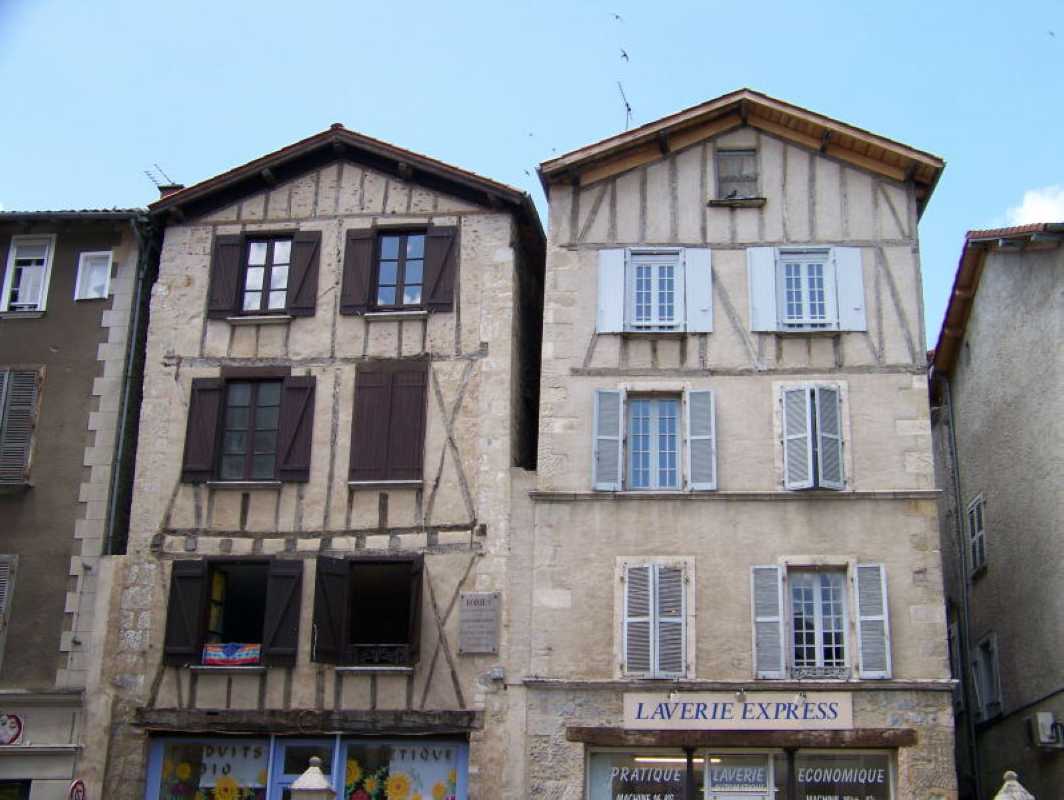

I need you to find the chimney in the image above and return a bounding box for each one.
[158,184,184,199]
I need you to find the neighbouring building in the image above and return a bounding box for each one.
[929,223,1064,799]
[95,125,545,800]
[0,210,149,800]
[508,89,956,800]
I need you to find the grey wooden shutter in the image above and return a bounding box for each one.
[597,249,625,333]
[855,564,891,678]
[684,248,713,332]
[339,228,375,314]
[286,230,322,316]
[656,565,685,676]
[163,560,208,665]
[747,247,778,331]
[206,234,244,318]
[260,559,303,666]
[424,226,458,311]
[0,370,39,484]
[834,247,867,331]
[751,565,785,678]
[782,387,814,490]
[311,556,350,664]
[815,385,845,489]
[180,378,224,483]
[0,557,14,620]
[592,389,624,490]
[276,375,316,482]
[686,389,716,490]
[624,564,652,674]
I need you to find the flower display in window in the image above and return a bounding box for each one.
[386,772,411,800]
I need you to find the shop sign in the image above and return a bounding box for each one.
[458,592,499,654]
[796,754,891,800]
[624,692,853,730]
[0,713,23,745]
[198,741,268,787]
[606,764,683,800]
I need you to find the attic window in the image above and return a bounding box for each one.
[716,149,759,200]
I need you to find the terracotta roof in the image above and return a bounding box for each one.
[538,88,945,216]
[964,222,1054,241]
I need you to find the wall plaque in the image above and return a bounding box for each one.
[458,592,499,654]
[624,691,853,731]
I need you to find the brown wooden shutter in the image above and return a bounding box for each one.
[388,362,428,480]
[261,559,303,666]
[276,375,315,482]
[207,234,244,318]
[340,228,375,314]
[407,556,424,664]
[286,231,322,317]
[181,378,224,483]
[423,226,458,311]
[0,369,40,484]
[311,556,350,664]
[163,560,208,665]
[349,366,391,481]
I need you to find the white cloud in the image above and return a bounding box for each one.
[1005,185,1064,226]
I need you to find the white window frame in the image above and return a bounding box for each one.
[776,248,836,329]
[616,556,694,679]
[787,569,849,679]
[967,495,987,576]
[626,395,681,490]
[1,234,57,312]
[972,632,1002,721]
[74,250,113,301]
[625,249,684,332]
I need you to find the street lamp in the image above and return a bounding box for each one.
[289,756,336,800]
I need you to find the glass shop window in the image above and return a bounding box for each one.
[153,739,268,800]
[271,739,336,800]
[588,751,699,800]
[794,753,892,800]
[343,740,463,800]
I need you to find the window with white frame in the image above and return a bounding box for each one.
[622,561,687,677]
[74,251,112,300]
[597,248,713,334]
[972,633,1001,721]
[1,235,56,312]
[780,384,845,490]
[747,246,866,332]
[751,563,891,680]
[593,389,716,492]
[967,495,987,575]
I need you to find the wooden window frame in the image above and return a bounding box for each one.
[239,236,292,315]
[967,495,988,578]
[217,379,283,482]
[74,250,113,301]
[716,148,760,200]
[372,230,427,311]
[787,568,849,679]
[1,234,56,313]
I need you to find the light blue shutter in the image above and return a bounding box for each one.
[752,566,785,678]
[656,565,685,676]
[684,248,713,332]
[815,385,845,490]
[624,564,652,674]
[597,249,625,333]
[834,247,867,331]
[593,389,624,490]
[782,387,814,490]
[747,247,778,331]
[686,390,716,490]
[856,564,891,678]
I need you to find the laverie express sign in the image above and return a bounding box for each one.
[624,692,853,730]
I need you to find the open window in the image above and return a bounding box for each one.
[1,235,55,313]
[162,559,303,666]
[312,556,423,667]
[780,384,845,491]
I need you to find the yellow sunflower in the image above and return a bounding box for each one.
[432,782,447,800]
[386,771,411,800]
[412,794,423,800]
[214,775,240,800]
[447,768,457,785]
[346,758,363,786]
[175,762,193,782]
[257,768,268,786]
[162,758,175,779]
[364,775,380,794]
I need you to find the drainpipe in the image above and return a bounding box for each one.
[932,367,982,799]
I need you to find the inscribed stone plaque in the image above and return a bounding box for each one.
[458,592,499,654]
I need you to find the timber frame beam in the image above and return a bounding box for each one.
[135,708,482,735]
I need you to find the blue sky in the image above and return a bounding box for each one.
[2,0,1061,346]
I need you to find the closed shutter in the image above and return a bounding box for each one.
[407,556,424,663]
[752,565,785,678]
[782,387,814,490]
[163,560,208,665]
[834,247,867,331]
[388,363,428,480]
[286,230,322,316]
[686,389,716,490]
[349,366,390,481]
[592,389,624,490]
[276,375,316,482]
[0,370,39,484]
[207,234,244,318]
[260,559,303,666]
[747,247,778,331]
[597,249,625,333]
[349,361,428,482]
[855,563,891,678]
[970,657,985,719]
[424,226,458,311]
[815,385,844,489]
[684,248,713,332]
[0,557,14,620]
[311,556,350,664]
[181,378,224,483]
[339,228,375,314]
[656,565,685,676]
[623,564,652,674]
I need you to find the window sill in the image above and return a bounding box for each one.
[772,327,843,336]
[225,314,293,326]
[74,296,109,302]
[0,481,30,494]
[364,310,429,322]
[347,480,423,490]
[206,480,283,491]
[187,665,267,673]
[0,311,44,319]
[707,197,767,209]
[335,665,415,674]
[621,329,687,339]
